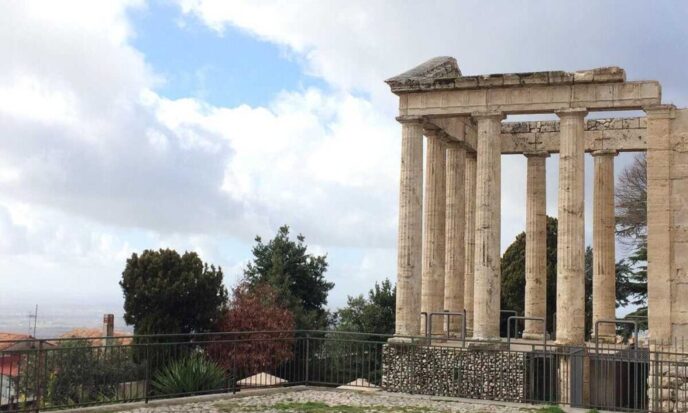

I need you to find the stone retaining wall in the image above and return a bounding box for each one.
[381,343,525,402]
[648,344,688,412]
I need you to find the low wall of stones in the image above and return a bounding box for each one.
[381,343,525,402]
[648,345,688,412]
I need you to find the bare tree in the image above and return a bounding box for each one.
[615,153,647,246]
[615,153,648,329]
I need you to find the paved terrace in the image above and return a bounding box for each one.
[62,387,564,413]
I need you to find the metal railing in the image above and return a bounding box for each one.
[506,316,547,349]
[1,330,686,413]
[425,310,466,342]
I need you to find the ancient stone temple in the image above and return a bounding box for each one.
[382,57,688,411]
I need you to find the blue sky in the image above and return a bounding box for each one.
[129,2,326,108]
[0,1,687,336]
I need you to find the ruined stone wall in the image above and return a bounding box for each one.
[381,344,525,402]
[648,344,688,412]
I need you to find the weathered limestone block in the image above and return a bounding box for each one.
[499,117,647,154]
[385,57,461,93]
[661,375,686,388]
[398,81,660,116]
[388,63,627,94]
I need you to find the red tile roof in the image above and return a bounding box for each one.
[58,328,133,345]
[0,333,33,352]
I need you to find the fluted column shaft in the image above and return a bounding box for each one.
[472,112,504,340]
[445,142,466,333]
[395,119,424,337]
[645,105,675,341]
[555,108,587,345]
[524,151,549,340]
[464,153,477,336]
[421,130,447,336]
[592,150,617,342]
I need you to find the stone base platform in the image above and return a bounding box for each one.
[381,341,526,402]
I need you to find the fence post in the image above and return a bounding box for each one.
[305,334,310,386]
[144,341,150,404]
[33,340,44,413]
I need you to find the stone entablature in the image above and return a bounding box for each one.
[499,117,646,154]
[386,57,626,93]
[501,117,646,134]
[424,116,647,154]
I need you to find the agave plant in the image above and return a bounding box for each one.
[151,353,226,397]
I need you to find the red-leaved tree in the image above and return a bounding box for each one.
[207,282,295,376]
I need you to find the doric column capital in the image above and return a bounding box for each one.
[554,108,588,118]
[644,104,676,119]
[591,149,619,157]
[524,150,551,158]
[471,111,505,121]
[396,115,424,124]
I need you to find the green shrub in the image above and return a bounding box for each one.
[151,353,226,397]
[43,340,141,407]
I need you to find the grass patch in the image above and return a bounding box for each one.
[274,402,335,411]
[535,406,566,413]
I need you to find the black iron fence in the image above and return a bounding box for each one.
[0,331,685,412]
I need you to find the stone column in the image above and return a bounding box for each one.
[421,128,447,336]
[555,109,589,407]
[472,112,504,340]
[592,149,618,342]
[445,141,466,334]
[394,118,424,337]
[464,152,477,336]
[555,108,587,345]
[523,151,549,340]
[645,105,675,342]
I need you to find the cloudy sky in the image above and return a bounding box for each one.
[1,1,687,335]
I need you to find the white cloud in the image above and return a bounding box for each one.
[2,0,687,323]
[148,88,399,247]
[176,0,688,254]
[0,1,403,315]
[177,0,688,104]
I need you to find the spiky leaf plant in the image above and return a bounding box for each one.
[152,353,226,397]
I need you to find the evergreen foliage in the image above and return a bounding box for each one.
[335,278,396,336]
[120,249,227,335]
[244,226,334,330]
